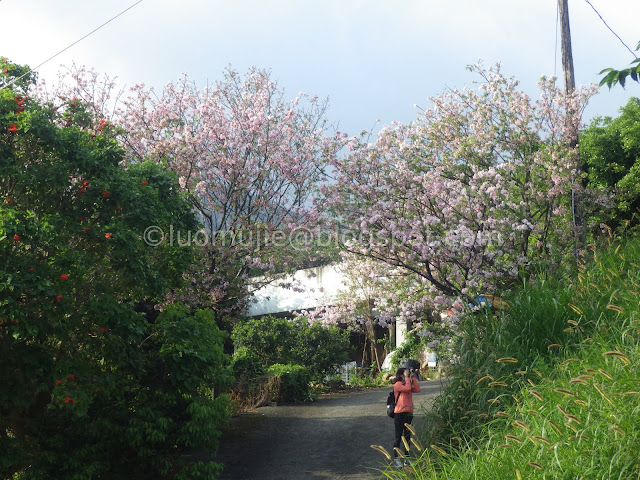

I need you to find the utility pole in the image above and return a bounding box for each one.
[558,0,576,93]
[558,0,585,254]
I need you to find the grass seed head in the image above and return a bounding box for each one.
[430,444,447,456]
[404,423,416,436]
[533,435,551,445]
[370,445,392,461]
[488,381,509,387]
[410,437,423,451]
[547,420,563,435]
[402,436,410,453]
[497,357,519,363]
[602,350,630,364]
[554,388,575,396]
[529,390,543,401]
[606,304,625,313]
[512,420,530,431]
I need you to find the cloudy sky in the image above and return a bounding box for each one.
[2,0,639,135]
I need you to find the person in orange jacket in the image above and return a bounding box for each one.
[392,367,420,467]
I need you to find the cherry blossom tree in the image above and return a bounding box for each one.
[118,67,344,313]
[321,64,600,336]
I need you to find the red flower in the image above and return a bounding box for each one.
[100,327,106,332]
[84,227,90,232]
[67,374,75,381]
[101,190,110,198]
[28,268,35,272]
[60,273,69,281]
[6,197,11,203]
[2,68,7,74]
[77,188,85,195]
[115,205,122,212]
[82,180,88,187]
[7,123,17,133]
[105,232,113,239]
[13,234,21,242]
[55,380,62,386]
[56,294,63,301]
[78,216,84,222]
[72,399,76,404]
[63,396,72,404]
[141,180,148,185]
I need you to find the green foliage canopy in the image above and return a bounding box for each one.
[581,97,640,228]
[231,315,350,379]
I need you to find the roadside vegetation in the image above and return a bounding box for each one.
[374,232,640,479]
[229,315,353,409]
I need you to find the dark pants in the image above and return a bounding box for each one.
[393,412,414,457]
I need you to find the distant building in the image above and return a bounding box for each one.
[246,264,409,355]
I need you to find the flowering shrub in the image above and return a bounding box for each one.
[0,59,230,480]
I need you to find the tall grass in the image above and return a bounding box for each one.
[372,235,640,479]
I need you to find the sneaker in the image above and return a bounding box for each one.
[393,458,403,468]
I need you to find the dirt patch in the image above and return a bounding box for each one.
[215,380,443,480]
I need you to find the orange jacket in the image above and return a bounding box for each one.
[393,376,420,414]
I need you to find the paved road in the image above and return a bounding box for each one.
[215,380,442,480]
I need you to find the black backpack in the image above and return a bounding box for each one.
[386,390,400,418]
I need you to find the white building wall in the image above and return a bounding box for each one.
[246,264,346,317]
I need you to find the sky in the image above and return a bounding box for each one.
[1,0,639,136]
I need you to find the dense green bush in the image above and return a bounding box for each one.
[289,319,351,378]
[231,315,350,380]
[230,346,265,378]
[266,364,312,403]
[231,316,294,366]
[0,60,231,480]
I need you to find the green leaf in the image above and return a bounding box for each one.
[619,71,628,88]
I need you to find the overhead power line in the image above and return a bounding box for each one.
[583,0,637,59]
[1,0,144,90]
